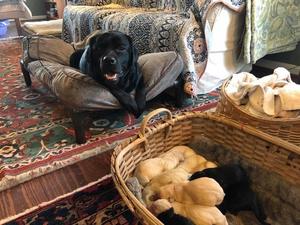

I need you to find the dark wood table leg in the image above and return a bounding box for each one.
[20,59,32,87]
[70,110,91,144]
[15,18,22,36]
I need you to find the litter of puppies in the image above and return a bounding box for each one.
[127,145,270,225]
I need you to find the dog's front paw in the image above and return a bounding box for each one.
[132,110,143,119]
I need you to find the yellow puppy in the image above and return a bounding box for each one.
[150,199,228,225]
[172,201,228,225]
[164,145,196,159]
[134,153,184,186]
[159,177,225,206]
[178,155,217,173]
[142,167,190,206]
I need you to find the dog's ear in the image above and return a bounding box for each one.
[85,34,98,63]
[126,35,139,73]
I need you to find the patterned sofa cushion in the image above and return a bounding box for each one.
[67,0,194,11]
[26,51,183,110]
[67,0,112,6]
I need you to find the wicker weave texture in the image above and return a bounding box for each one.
[216,80,300,146]
[111,109,300,225]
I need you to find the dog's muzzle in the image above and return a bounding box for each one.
[101,56,120,81]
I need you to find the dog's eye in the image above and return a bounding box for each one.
[118,47,127,51]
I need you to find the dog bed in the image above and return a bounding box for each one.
[20,35,184,143]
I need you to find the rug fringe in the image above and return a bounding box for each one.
[0,174,112,224]
[0,139,127,192]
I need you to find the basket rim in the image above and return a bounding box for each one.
[111,111,300,224]
[222,78,300,122]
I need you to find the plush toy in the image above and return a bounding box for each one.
[150,199,228,225]
[159,177,225,206]
[125,177,145,205]
[142,167,190,206]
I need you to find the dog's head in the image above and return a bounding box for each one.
[85,31,139,86]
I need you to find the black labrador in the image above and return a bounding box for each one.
[69,31,145,118]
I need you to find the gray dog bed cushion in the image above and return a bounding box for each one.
[26,51,184,111]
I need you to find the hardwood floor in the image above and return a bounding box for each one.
[0,150,112,221]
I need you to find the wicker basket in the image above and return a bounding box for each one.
[216,79,300,146]
[111,108,300,225]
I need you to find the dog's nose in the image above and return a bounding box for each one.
[103,56,117,65]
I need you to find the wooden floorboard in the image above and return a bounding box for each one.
[0,150,112,221]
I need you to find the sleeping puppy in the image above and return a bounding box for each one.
[70,31,145,118]
[150,199,228,225]
[190,164,269,225]
[142,167,190,207]
[134,150,185,186]
[150,199,196,225]
[189,164,249,191]
[159,177,225,206]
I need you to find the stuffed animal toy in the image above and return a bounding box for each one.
[159,177,225,206]
[125,177,145,205]
[142,167,190,206]
[150,199,228,225]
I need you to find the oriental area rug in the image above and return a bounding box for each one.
[0,38,219,192]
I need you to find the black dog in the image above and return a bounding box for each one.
[70,31,145,118]
[189,164,269,225]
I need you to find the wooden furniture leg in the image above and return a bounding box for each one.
[20,59,32,87]
[15,18,22,36]
[70,110,91,144]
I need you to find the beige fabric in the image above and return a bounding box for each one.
[22,19,63,35]
[26,52,183,110]
[22,35,75,66]
[225,67,300,118]
[0,0,32,19]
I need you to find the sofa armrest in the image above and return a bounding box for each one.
[67,0,112,6]
[205,4,245,52]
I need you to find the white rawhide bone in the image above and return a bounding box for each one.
[159,177,225,206]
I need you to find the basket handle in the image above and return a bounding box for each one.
[140,108,173,138]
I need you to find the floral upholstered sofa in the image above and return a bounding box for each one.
[63,0,251,95]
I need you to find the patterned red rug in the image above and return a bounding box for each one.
[2,176,136,225]
[0,38,219,191]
